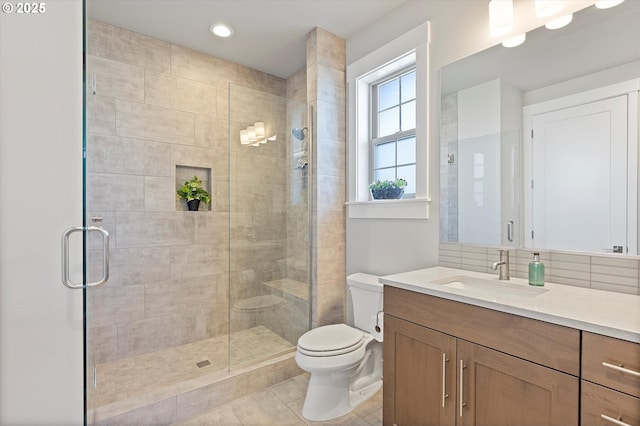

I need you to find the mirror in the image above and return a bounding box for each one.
[440,1,640,255]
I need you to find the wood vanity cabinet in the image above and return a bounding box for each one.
[383,286,581,426]
[581,332,640,426]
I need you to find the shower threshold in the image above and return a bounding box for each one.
[88,326,297,425]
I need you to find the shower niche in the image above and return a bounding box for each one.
[175,165,212,212]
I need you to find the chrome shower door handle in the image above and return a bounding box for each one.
[61,226,110,289]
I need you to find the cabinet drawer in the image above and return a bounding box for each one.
[384,286,580,375]
[583,332,640,398]
[582,380,640,426]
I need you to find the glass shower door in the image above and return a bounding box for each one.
[228,84,312,369]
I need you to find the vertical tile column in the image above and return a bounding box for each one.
[306,28,346,327]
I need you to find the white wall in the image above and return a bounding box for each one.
[0,1,84,424]
[345,0,595,276]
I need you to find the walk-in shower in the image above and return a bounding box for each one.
[84,18,312,424]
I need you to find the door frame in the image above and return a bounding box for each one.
[523,79,640,253]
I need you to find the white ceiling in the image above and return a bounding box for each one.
[441,0,640,94]
[88,0,407,79]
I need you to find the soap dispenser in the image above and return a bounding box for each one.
[528,252,545,286]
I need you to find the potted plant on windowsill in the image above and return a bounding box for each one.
[177,176,211,211]
[369,178,407,200]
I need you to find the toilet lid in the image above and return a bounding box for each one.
[297,324,365,356]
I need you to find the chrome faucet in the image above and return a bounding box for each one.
[492,249,510,280]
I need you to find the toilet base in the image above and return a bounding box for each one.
[301,371,382,422]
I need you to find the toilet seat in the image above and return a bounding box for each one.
[297,324,365,357]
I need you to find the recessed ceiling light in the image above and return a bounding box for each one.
[210,24,233,38]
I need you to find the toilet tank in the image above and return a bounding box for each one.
[346,273,383,333]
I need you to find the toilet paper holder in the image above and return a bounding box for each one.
[375,310,383,333]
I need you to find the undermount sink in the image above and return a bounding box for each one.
[432,275,549,298]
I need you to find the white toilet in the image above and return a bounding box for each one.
[295,273,383,421]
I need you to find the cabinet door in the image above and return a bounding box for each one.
[457,340,578,426]
[383,315,456,426]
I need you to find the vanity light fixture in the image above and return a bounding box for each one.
[239,121,275,146]
[489,0,514,37]
[502,33,526,48]
[210,23,233,38]
[545,13,573,29]
[595,0,624,9]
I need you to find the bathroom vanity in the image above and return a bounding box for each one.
[380,267,640,426]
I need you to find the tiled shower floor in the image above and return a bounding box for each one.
[90,326,295,413]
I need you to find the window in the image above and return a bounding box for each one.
[346,22,430,219]
[371,69,417,197]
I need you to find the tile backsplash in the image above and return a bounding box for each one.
[439,243,640,295]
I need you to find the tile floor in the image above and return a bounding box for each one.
[174,373,383,426]
[176,374,382,426]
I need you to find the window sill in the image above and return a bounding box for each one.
[346,198,430,219]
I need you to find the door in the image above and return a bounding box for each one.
[530,95,629,253]
[457,340,578,426]
[0,1,84,424]
[383,315,456,426]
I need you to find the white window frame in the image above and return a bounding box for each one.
[346,22,430,219]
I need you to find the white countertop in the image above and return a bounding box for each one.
[380,266,640,344]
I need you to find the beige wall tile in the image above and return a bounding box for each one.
[175,368,269,421]
[316,245,346,285]
[88,325,118,364]
[171,244,227,280]
[316,175,345,212]
[90,284,145,328]
[88,55,144,102]
[87,134,172,177]
[317,63,346,105]
[145,70,217,116]
[88,20,170,73]
[105,246,172,286]
[315,99,346,141]
[115,211,189,248]
[144,275,220,318]
[87,95,116,135]
[316,137,345,177]
[172,145,227,181]
[313,27,346,70]
[171,44,236,88]
[316,210,345,248]
[87,173,145,212]
[285,67,307,103]
[116,100,195,145]
[145,176,176,212]
[117,306,223,358]
[95,397,177,425]
[195,115,227,150]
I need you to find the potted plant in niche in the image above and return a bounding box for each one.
[369,178,407,200]
[176,176,211,211]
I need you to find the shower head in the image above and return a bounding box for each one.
[292,127,308,141]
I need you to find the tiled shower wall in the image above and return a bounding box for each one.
[85,19,298,365]
[440,243,640,295]
[306,28,347,327]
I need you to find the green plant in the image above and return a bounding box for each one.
[176,176,211,204]
[369,178,407,191]
[369,178,407,200]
